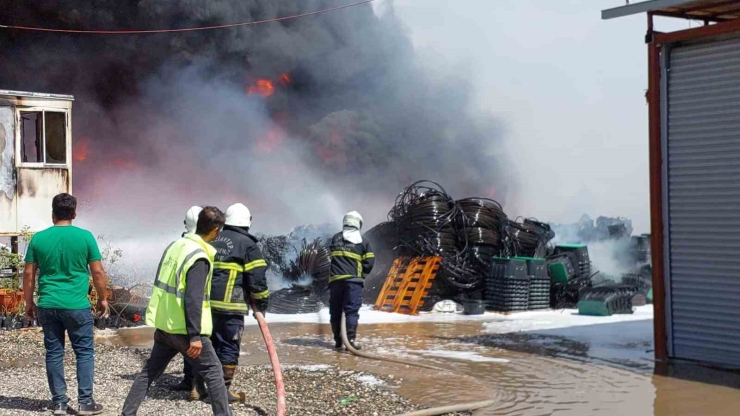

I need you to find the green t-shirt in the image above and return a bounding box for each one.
[24,225,102,310]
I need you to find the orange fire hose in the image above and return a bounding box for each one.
[250,300,287,416]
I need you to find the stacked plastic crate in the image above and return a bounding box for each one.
[485,258,529,312]
[553,245,591,279]
[525,258,550,310]
[548,245,592,309]
[631,234,651,264]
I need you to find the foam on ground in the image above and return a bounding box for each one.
[410,350,510,363]
[250,305,653,329]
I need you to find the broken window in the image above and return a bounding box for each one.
[21,112,42,163]
[20,111,67,165]
[45,112,66,164]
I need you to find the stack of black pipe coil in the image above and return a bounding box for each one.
[387,181,517,293]
[258,235,291,276]
[390,181,460,256]
[504,218,554,258]
[374,180,559,297]
[459,198,507,280]
[285,238,331,289]
[267,285,324,314]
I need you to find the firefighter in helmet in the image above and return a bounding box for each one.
[208,203,270,402]
[328,211,374,350]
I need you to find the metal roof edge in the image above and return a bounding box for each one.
[0,90,75,101]
[602,0,698,20]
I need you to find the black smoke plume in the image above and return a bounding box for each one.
[0,1,512,278]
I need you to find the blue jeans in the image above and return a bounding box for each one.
[37,308,95,405]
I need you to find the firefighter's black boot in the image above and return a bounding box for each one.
[346,326,361,351]
[331,320,343,350]
[223,365,241,404]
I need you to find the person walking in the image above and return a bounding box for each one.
[121,206,231,416]
[328,211,374,350]
[23,193,108,416]
[172,205,202,393]
[209,203,270,402]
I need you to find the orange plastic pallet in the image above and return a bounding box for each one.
[374,256,441,315]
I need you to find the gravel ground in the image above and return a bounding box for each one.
[0,329,468,416]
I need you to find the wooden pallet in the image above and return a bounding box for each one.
[374,256,441,315]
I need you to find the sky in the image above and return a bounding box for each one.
[384,0,693,233]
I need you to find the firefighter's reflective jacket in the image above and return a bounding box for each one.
[329,232,374,284]
[209,225,269,315]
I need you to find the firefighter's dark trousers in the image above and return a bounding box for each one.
[329,279,363,343]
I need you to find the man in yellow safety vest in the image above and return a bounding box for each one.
[172,205,202,393]
[121,206,231,416]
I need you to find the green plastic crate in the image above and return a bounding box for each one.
[555,244,587,249]
[548,262,570,284]
[578,300,612,316]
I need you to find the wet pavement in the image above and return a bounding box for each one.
[99,312,740,416]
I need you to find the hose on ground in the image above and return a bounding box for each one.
[393,400,498,416]
[250,300,287,416]
[341,313,495,416]
[340,313,443,372]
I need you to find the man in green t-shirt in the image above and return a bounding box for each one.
[23,193,109,416]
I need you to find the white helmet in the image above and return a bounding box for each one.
[184,206,202,234]
[343,211,363,229]
[226,203,252,227]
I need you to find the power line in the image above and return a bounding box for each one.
[0,0,376,35]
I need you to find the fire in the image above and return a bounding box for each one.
[74,137,91,162]
[247,79,275,97]
[280,73,291,86]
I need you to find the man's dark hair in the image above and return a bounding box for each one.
[196,206,225,235]
[52,193,77,221]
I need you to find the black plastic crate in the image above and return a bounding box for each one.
[631,235,651,264]
[554,244,590,265]
[554,245,591,279]
[577,286,637,316]
[489,258,528,280]
[485,258,529,311]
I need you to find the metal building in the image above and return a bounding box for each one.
[0,90,74,239]
[603,0,740,367]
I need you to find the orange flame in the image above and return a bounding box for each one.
[248,79,275,97]
[280,73,291,86]
[74,137,91,162]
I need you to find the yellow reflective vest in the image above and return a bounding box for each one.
[146,234,216,336]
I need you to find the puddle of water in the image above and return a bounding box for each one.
[99,320,740,415]
[97,326,155,348]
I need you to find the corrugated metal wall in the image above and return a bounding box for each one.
[665,36,740,366]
